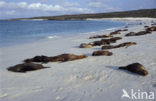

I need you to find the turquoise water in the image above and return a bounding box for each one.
[0,20,127,47]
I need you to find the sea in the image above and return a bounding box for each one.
[0,20,136,47]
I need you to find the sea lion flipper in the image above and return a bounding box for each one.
[119,66,126,69]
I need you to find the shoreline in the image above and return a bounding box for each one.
[87,17,156,21]
[0,19,146,48]
[0,20,128,48]
[0,19,156,101]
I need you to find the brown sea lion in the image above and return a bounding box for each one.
[89,34,113,39]
[144,26,149,28]
[24,54,88,63]
[48,54,88,62]
[125,32,136,36]
[102,42,136,49]
[79,37,122,48]
[101,37,122,44]
[24,55,49,63]
[118,42,136,47]
[102,45,115,49]
[80,43,93,48]
[110,30,121,35]
[146,26,156,31]
[92,50,113,56]
[125,29,152,37]
[92,37,122,46]
[119,63,148,76]
[8,63,47,73]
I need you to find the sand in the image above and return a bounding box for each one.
[0,18,156,101]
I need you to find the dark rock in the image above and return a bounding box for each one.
[8,63,47,73]
[92,50,113,56]
[24,54,88,63]
[119,63,149,76]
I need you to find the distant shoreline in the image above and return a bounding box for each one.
[3,8,156,21]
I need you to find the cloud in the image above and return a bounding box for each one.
[6,10,16,15]
[88,2,103,8]
[0,1,64,12]
[64,2,79,7]
[0,1,92,16]
[88,1,121,11]
[27,3,65,12]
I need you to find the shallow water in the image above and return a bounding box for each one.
[0,20,128,47]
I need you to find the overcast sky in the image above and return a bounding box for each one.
[0,0,156,19]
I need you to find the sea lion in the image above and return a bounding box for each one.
[125,30,152,36]
[125,32,136,36]
[8,63,47,73]
[24,55,49,63]
[101,37,122,44]
[110,30,121,35]
[118,42,136,47]
[89,34,113,39]
[102,45,115,49]
[80,37,122,47]
[24,54,88,63]
[80,43,93,48]
[92,50,113,56]
[48,54,88,62]
[119,63,148,76]
[102,42,136,49]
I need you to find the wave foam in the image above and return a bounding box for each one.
[48,35,58,39]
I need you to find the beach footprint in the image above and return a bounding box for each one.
[0,93,8,98]
[83,74,95,81]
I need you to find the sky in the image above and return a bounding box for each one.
[0,0,156,19]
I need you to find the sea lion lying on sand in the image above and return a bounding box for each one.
[146,26,156,31]
[80,43,93,48]
[91,37,122,46]
[92,50,113,56]
[100,37,122,44]
[125,26,156,37]
[109,29,128,35]
[125,32,136,36]
[102,42,136,49]
[89,34,113,39]
[119,63,148,76]
[80,37,122,48]
[125,31,151,36]
[8,63,47,73]
[24,54,88,63]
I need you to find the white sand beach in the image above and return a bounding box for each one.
[0,18,156,101]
